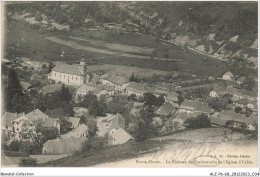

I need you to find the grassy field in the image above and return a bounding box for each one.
[88,64,170,78]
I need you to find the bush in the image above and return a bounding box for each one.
[184,114,211,129]
[3,150,29,157]
[82,136,108,153]
[19,157,38,167]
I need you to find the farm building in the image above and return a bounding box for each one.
[125,82,149,97]
[42,138,86,155]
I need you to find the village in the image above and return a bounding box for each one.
[1,52,258,166]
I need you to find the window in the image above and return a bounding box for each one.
[55,73,56,77]
[64,75,65,78]
[60,74,61,78]
[76,77,77,81]
[17,128,19,131]
[72,76,73,80]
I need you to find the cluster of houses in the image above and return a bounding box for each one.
[2,58,258,155]
[2,107,133,154]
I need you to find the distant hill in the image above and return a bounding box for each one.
[4,1,258,63]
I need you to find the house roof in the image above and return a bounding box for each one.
[223,71,234,77]
[43,137,86,154]
[12,115,34,124]
[166,92,178,102]
[52,64,84,76]
[42,118,59,128]
[227,87,257,98]
[218,110,247,122]
[237,76,246,82]
[179,100,195,110]
[2,112,22,127]
[20,81,32,91]
[61,124,89,139]
[25,109,49,123]
[65,117,80,129]
[154,87,169,95]
[126,82,148,93]
[193,101,210,113]
[171,112,200,122]
[39,84,62,94]
[77,84,96,93]
[155,102,176,116]
[107,113,124,122]
[109,128,133,143]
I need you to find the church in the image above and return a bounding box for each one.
[48,58,87,86]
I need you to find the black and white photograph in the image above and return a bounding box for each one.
[1,1,258,171]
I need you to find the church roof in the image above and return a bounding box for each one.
[52,64,84,76]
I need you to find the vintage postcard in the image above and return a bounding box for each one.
[1,1,259,174]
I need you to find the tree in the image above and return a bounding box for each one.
[143,92,158,107]
[59,117,72,134]
[88,100,105,116]
[107,95,128,114]
[81,92,97,108]
[135,106,155,141]
[86,118,98,138]
[184,114,211,129]
[47,62,55,74]
[235,106,242,113]
[35,124,59,144]
[156,95,165,107]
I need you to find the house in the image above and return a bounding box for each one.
[12,109,61,139]
[25,109,49,123]
[125,82,149,97]
[76,83,96,96]
[76,83,96,98]
[237,76,246,85]
[130,108,140,117]
[153,87,169,97]
[48,59,86,86]
[154,102,178,117]
[42,137,86,155]
[61,124,89,139]
[12,115,35,139]
[165,92,178,103]
[179,100,211,114]
[39,84,62,95]
[193,101,211,114]
[227,87,257,101]
[20,81,32,92]
[133,102,144,108]
[2,112,22,139]
[29,61,41,69]
[179,100,195,114]
[169,112,200,131]
[96,113,125,137]
[93,85,115,98]
[209,87,228,98]
[73,107,89,117]
[209,110,247,127]
[222,71,234,81]
[64,117,81,129]
[101,73,129,91]
[108,128,133,145]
